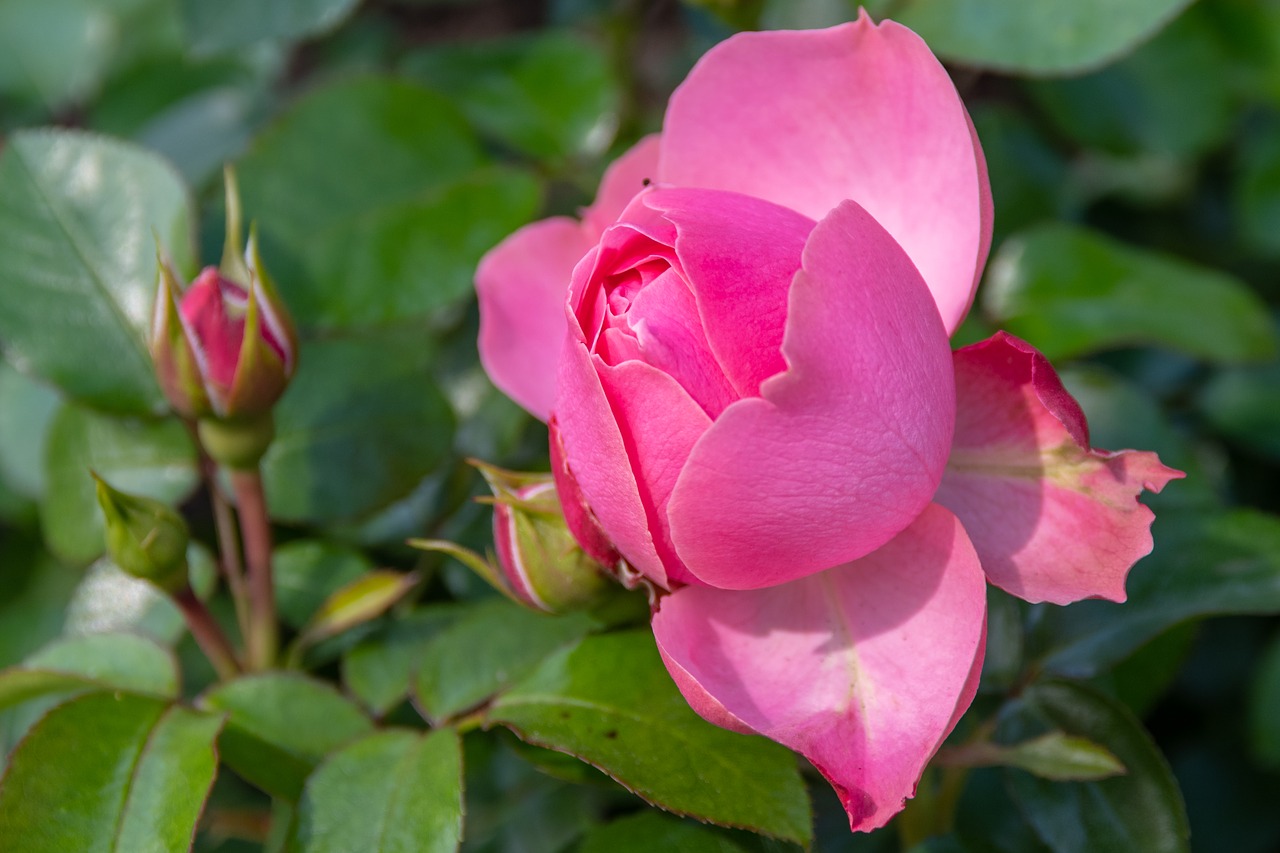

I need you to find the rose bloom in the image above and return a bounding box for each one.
[476,13,1181,832]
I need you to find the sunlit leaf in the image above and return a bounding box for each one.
[983,224,1277,364]
[489,630,812,845]
[0,692,221,852]
[199,673,374,799]
[288,728,462,853]
[897,0,1194,75]
[0,130,194,413]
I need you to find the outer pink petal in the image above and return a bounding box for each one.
[549,417,620,571]
[557,327,706,589]
[593,359,710,587]
[476,218,593,421]
[658,14,992,333]
[667,200,955,590]
[652,504,988,832]
[583,135,662,236]
[935,332,1185,605]
[644,188,815,398]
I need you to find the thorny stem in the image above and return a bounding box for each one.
[174,585,241,681]
[232,468,277,670]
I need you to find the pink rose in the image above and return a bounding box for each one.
[476,14,1181,832]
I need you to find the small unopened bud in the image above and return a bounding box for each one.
[149,167,297,432]
[93,474,190,593]
[491,478,612,613]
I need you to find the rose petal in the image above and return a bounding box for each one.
[652,504,988,832]
[549,417,620,571]
[594,359,711,586]
[477,217,593,421]
[181,267,245,393]
[584,134,662,236]
[557,322,718,588]
[935,332,1184,604]
[667,200,955,590]
[659,14,992,333]
[476,136,663,422]
[625,266,737,417]
[644,188,815,398]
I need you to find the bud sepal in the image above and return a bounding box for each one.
[93,473,190,593]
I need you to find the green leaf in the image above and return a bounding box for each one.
[0,0,115,110]
[342,606,461,715]
[288,728,463,853]
[1022,8,1231,158]
[945,732,1125,782]
[0,129,195,414]
[181,0,361,55]
[955,768,1055,853]
[41,403,198,564]
[0,692,221,853]
[463,733,606,852]
[260,336,455,522]
[300,165,542,326]
[1236,119,1280,256]
[401,31,619,162]
[579,811,760,853]
[274,540,375,630]
[982,224,1277,364]
[0,535,78,670]
[413,598,595,724]
[1248,631,1280,769]
[198,672,374,799]
[896,0,1193,76]
[0,363,62,502]
[1033,508,1280,677]
[293,570,421,652]
[90,55,265,187]
[237,77,540,329]
[1001,681,1189,853]
[0,633,178,711]
[63,546,217,645]
[1198,362,1280,461]
[968,105,1068,243]
[488,630,812,845]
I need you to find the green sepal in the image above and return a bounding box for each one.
[219,165,253,288]
[92,473,190,593]
[150,252,213,418]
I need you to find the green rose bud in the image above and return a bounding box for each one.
[93,473,190,593]
[482,465,613,614]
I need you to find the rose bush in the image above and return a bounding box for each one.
[476,13,1181,832]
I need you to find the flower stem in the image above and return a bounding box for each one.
[232,468,277,670]
[198,448,251,642]
[174,585,241,681]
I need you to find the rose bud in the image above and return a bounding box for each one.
[490,476,613,614]
[151,247,296,423]
[152,169,298,468]
[93,473,190,593]
[476,462,614,612]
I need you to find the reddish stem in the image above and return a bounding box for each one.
[174,585,241,681]
[232,469,277,670]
